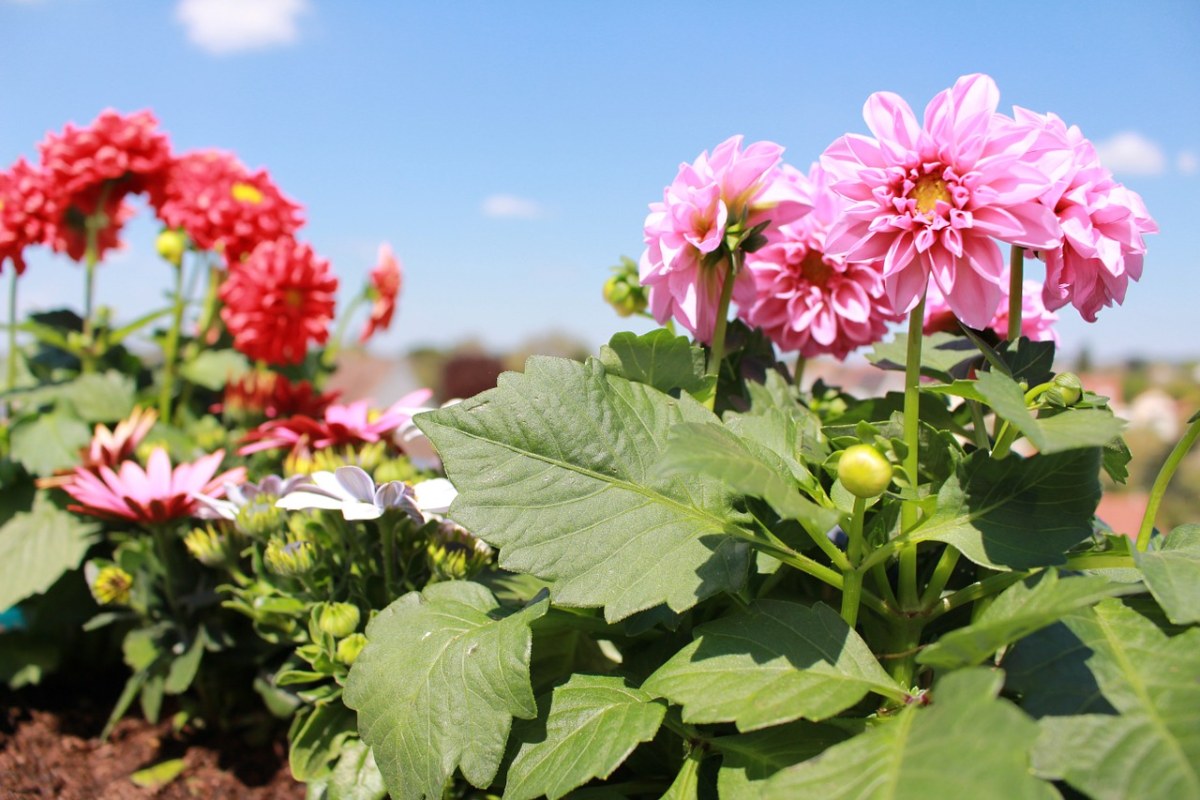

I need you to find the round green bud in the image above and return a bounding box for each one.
[1047,372,1083,407]
[336,633,368,666]
[264,536,316,576]
[317,602,361,638]
[837,444,894,499]
[156,228,187,266]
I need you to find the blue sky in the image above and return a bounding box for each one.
[2,0,1198,362]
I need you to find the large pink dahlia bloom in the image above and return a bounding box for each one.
[820,74,1064,329]
[741,164,900,359]
[639,135,811,342]
[1013,109,1158,322]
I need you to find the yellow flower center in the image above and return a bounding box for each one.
[283,288,304,308]
[911,175,952,214]
[231,182,264,205]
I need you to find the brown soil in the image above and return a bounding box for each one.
[0,684,304,800]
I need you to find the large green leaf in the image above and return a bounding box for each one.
[918,570,1137,669]
[657,422,835,535]
[642,601,902,731]
[714,721,849,799]
[61,371,135,422]
[9,410,91,475]
[1133,525,1200,624]
[1033,599,1200,799]
[599,329,707,395]
[761,669,1056,800]
[306,738,388,800]
[0,494,98,610]
[504,675,665,800]
[909,449,1100,570]
[416,357,749,622]
[343,582,549,800]
[867,332,978,381]
[289,702,357,782]
[975,371,1125,454]
[1004,616,1116,718]
[179,349,250,390]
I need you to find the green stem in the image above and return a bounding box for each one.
[321,292,366,374]
[840,496,868,627]
[883,620,924,691]
[1136,414,1200,550]
[81,222,100,374]
[157,261,186,423]
[899,295,926,609]
[6,267,17,391]
[871,562,900,610]
[704,248,740,411]
[919,545,960,607]
[1064,552,1135,571]
[927,571,1026,621]
[1007,245,1023,342]
[990,422,1019,460]
[793,355,807,389]
[968,400,991,452]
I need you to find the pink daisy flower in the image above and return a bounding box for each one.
[1013,108,1158,322]
[820,74,1064,329]
[639,135,811,342]
[923,275,1059,344]
[741,163,901,359]
[238,389,434,456]
[61,447,245,525]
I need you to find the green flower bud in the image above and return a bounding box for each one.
[235,495,284,539]
[156,228,187,267]
[264,536,317,576]
[426,522,493,582]
[837,444,894,499]
[1045,372,1083,408]
[317,602,361,638]
[603,257,648,318]
[90,565,134,606]
[184,524,234,567]
[335,633,368,666]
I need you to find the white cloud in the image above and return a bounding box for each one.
[482,194,545,220]
[1178,150,1198,176]
[1093,131,1166,176]
[175,0,309,56]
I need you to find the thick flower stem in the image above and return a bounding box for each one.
[840,496,868,627]
[1007,245,1024,342]
[919,545,960,607]
[898,295,926,609]
[6,268,18,391]
[157,261,186,423]
[80,223,100,374]
[704,249,741,411]
[1137,414,1200,550]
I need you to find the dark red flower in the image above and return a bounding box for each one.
[212,371,340,421]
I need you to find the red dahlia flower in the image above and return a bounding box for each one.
[359,242,403,343]
[158,150,305,267]
[212,371,340,421]
[219,237,338,365]
[0,158,55,274]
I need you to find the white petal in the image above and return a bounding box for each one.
[342,502,384,521]
[311,471,355,501]
[276,492,347,511]
[413,478,457,514]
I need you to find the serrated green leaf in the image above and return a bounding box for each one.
[918,570,1137,669]
[643,601,902,731]
[1032,600,1200,799]
[975,371,1125,454]
[867,332,978,381]
[289,702,357,782]
[908,449,1100,570]
[306,738,388,800]
[343,582,549,800]
[714,721,849,799]
[504,675,665,800]
[657,422,834,535]
[179,349,250,390]
[0,494,97,610]
[1133,525,1200,624]
[599,329,706,395]
[761,669,1056,800]
[416,357,749,622]
[61,371,135,422]
[1004,616,1116,718]
[998,337,1056,386]
[9,410,91,475]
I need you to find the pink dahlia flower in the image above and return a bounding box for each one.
[639,135,811,342]
[359,242,403,343]
[158,150,305,268]
[0,158,55,275]
[820,74,1064,329]
[923,274,1058,343]
[38,110,172,261]
[238,389,434,456]
[1013,109,1158,322]
[741,163,901,359]
[219,237,338,365]
[61,447,245,525]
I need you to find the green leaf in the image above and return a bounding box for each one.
[909,449,1100,570]
[0,494,97,610]
[9,410,91,475]
[1032,599,1200,799]
[975,371,1125,454]
[164,632,206,694]
[1133,525,1200,624]
[179,349,250,390]
[658,422,835,535]
[659,754,702,800]
[61,371,136,422]
[306,738,388,800]
[998,337,1056,386]
[130,758,186,790]
[867,332,978,381]
[504,675,666,800]
[416,357,749,622]
[714,722,849,799]
[642,601,903,731]
[343,582,549,800]
[761,669,1056,800]
[1004,616,1116,718]
[918,570,1138,669]
[599,329,707,395]
[0,633,61,689]
[289,702,357,782]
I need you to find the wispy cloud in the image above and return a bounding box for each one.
[1178,150,1198,176]
[482,194,545,220]
[1093,131,1166,176]
[175,0,309,56]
